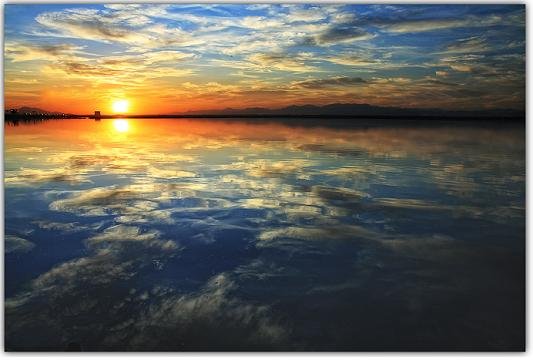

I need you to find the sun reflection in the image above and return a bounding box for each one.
[113,119,130,133]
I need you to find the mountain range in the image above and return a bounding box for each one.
[174,103,524,119]
[7,106,67,115]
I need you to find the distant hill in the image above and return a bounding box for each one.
[7,106,65,115]
[174,103,524,119]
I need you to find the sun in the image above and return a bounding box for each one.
[113,119,130,133]
[112,100,129,113]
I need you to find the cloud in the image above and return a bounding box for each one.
[246,53,318,72]
[42,53,195,81]
[4,4,524,111]
[36,9,145,42]
[312,25,374,45]
[143,51,196,64]
[34,7,200,49]
[379,14,507,33]
[443,36,489,54]
[60,61,122,76]
[5,41,196,88]
[239,16,287,30]
[291,76,368,89]
[284,6,329,23]
[5,78,40,84]
[325,54,380,67]
[5,43,85,63]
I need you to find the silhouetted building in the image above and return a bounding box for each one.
[94,111,101,120]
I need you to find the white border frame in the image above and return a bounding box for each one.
[0,1,528,359]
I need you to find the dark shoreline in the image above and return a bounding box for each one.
[4,114,525,130]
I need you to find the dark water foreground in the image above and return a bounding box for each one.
[4,118,525,351]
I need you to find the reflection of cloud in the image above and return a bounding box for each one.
[222,159,316,179]
[5,168,89,185]
[259,224,378,242]
[312,185,369,202]
[7,269,287,350]
[378,234,457,258]
[5,146,44,153]
[47,150,197,175]
[67,154,118,169]
[5,220,182,349]
[48,183,188,215]
[50,187,140,216]
[88,225,178,250]
[5,235,35,254]
[127,273,288,350]
[4,118,525,350]
[115,210,175,225]
[46,181,236,229]
[32,220,80,232]
[147,167,196,179]
[320,165,391,178]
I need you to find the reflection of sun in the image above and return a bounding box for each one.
[112,100,129,113]
[113,119,129,133]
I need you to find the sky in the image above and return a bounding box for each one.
[4,4,526,115]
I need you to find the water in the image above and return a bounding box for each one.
[4,118,525,351]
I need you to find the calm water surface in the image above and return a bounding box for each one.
[4,118,525,350]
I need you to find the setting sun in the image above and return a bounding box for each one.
[112,100,129,114]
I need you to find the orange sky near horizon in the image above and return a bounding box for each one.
[17,86,335,115]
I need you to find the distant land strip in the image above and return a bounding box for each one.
[4,114,525,129]
[4,102,525,123]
